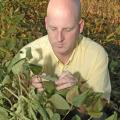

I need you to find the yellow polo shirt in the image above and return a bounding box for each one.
[19,34,111,100]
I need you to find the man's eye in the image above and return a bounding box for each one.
[50,27,57,31]
[65,28,73,32]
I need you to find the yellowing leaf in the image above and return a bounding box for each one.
[86,95,103,118]
[66,86,79,104]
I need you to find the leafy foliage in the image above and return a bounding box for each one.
[0,48,116,120]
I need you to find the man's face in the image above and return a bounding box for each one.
[45,11,81,56]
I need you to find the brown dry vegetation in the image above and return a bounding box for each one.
[81,0,120,24]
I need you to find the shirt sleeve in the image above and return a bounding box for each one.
[87,49,111,101]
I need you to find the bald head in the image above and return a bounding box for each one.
[47,0,81,22]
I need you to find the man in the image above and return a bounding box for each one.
[19,0,111,119]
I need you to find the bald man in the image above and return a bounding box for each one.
[19,0,111,118]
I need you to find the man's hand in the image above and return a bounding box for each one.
[31,75,44,92]
[32,71,78,92]
[55,71,78,90]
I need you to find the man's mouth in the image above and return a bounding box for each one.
[56,43,64,48]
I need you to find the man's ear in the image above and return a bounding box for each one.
[45,17,48,30]
[79,19,84,33]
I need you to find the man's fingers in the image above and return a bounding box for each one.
[55,71,78,91]
[77,105,87,114]
[32,75,41,83]
[55,77,66,85]
[32,82,43,88]
[59,71,72,78]
[56,82,74,90]
[31,75,44,92]
[37,88,44,92]
[55,77,74,85]
[57,71,76,84]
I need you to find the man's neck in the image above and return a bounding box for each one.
[55,52,72,64]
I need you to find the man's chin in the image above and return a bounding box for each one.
[53,48,67,55]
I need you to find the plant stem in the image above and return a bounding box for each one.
[4,87,19,99]
[18,75,22,96]
[62,106,73,120]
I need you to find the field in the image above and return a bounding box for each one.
[0,0,120,119]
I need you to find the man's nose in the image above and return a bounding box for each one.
[58,31,64,42]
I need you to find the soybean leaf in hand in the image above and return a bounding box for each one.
[43,81,56,96]
[42,75,58,81]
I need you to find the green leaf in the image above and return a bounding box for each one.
[66,86,79,104]
[85,92,103,118]
[11,58,26,74]
[2,75,11,85]
[25,47,33,60]
[43,81,56,96]
[29,63,42,75]
[72,90,89,107]
[115,25,120,34]
[51,113,61,120]
[7,53,22,73]
[105,112,117,120]
[12,14,25,25]
[6,37,16,50]
[71,115,81,120]
[46,107,53,119]
[110,60,119,74]
[31,99,49,120]
[0,106,9,120]
[56,88,70,97]
[49,94,70,110]
[0,68,4,80]
[28,105,38,120]
[88,111,102,119]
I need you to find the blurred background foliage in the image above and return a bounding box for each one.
[0,0,120,117]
